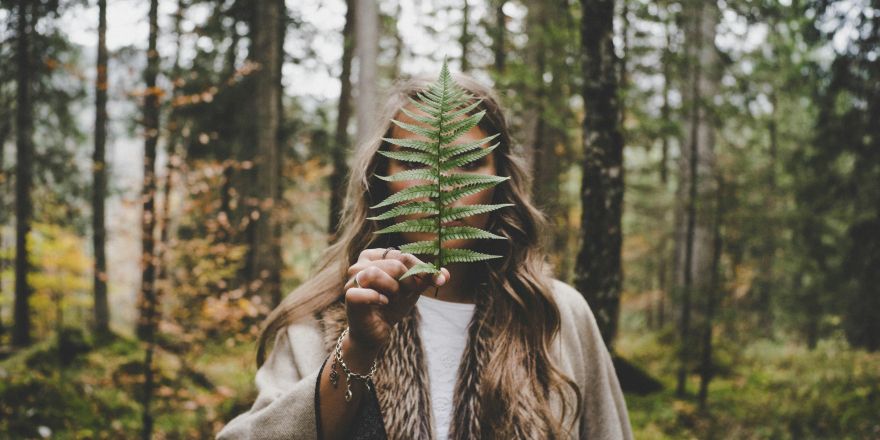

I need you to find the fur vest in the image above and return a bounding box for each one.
[319,283,561,440]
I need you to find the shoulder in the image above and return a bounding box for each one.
[547,278,606,352]
[548,278,597,325]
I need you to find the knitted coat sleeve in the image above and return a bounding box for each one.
[216,321,386,440]
[216,327,322,440]
[574,291,634,440]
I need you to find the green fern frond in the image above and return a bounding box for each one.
[366,202,438,221]
[440,204,514,222]
[439,248,502,265]
[369,59,512,286]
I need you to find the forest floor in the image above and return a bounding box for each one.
[617,325,880,439]
[1,323,878,439]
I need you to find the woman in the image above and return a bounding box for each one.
[217,73,632,440]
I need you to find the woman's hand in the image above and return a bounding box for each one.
[343,248,449,352]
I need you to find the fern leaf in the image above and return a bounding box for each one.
[439,248,503,265]
[398,240,440,255]
[374,218,438,234]
[375,169,437,183]
[440,226,505,241]
[442,173,510,189]
[400,262,441,280]
[440,204,514,223]
[370,184,438,209]
[440,180,504,205]
[390,120,440,142]
[368,59,513,285]
[378,149,435,167]
[441,136,499,160]
[382,137,436,154]
[440,143,499,172]
[366,202,438,221]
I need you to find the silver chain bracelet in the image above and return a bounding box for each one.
[329,327,378,402]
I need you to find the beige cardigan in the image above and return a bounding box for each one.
[217,279,633,439]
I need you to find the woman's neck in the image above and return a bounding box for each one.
[421,262,478,304]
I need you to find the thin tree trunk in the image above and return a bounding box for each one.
[329,0,355,237]
[92,0,110,340]
[391,0,403,78]
[139,0,160,437]
[655,16,673,330]
[493,0,506,74]
[246,0,283,305]
[575,0,625,348]
[13,0,34,348]
[0,76,12,338]
[356,0,379,142]
[757,91,779,335]
[698,174,724,408]
[618,0,629,124]
[676,0,718,397]
[155,0,186,338]
[460,0,471,72]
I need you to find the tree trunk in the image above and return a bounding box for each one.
[92,0,110,340]
[698,174,724,408]
[655,15,673,330]
[574,0,625,348]
[13,0,34,348]
[139,0,160,437]
[245,0,283,306]
[0,38,13,339]
[329,0,356,237]
[675,0,718,397]
[460,0,471,72]
[493,0,506,74]
[154,0,186,340]
[355,0,379,142]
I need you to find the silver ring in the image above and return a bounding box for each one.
[382,246,399,259]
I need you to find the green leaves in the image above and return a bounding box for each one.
[366,59,511,280]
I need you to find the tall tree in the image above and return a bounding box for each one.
[355,0,378,141]
[328,0,355,236]
[245,0,283,305]
[675,0,719,396]
[574,0,625,347]
[459,0,471,72]
[139,0,160,436]
[698,173,725,407]
[492,0,507,74]
[12,0,34,348]
[92,0,110,340]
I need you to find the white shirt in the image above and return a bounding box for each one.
[416,294,476,440]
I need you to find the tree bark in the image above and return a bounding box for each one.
[246,0,283,306]
[92,0,110,340]
[493,0,506,74]
[13,0,34,348]
[355,0,379,142]
[139,0,160,437]
[675,0,718,397]
[329,0,355,237]
[698,174,724,408]
[575,0,625,348]
[460,0,471,72]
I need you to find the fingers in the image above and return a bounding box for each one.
[348,266,402,299]
[350,248,451,294]
[345,287,389,306]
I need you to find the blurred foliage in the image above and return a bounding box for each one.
[618,322,880,439]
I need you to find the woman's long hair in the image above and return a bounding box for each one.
[257,74,582,437]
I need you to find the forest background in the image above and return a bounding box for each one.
[0,0,878,438]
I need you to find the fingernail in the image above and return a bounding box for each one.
[380,294,389,304]
[435,274,446,286]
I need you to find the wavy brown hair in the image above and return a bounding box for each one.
[257,74,582,437]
